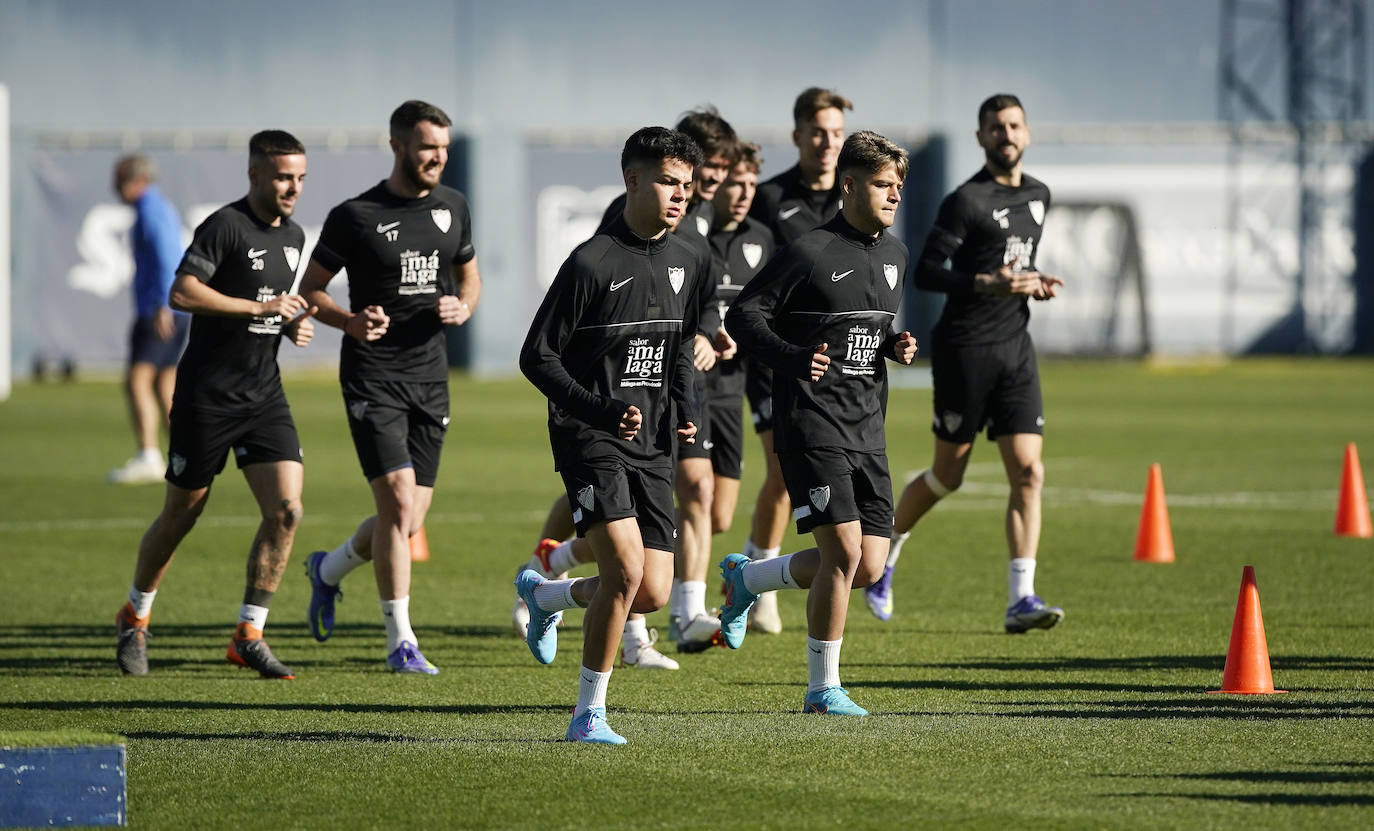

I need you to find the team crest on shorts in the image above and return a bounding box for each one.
[667,266,685,295]
[742,243,763,268]
[884,263,899,290]
[942,410,963,433]
[170,454,186,477]
[577,485,594,512]
[1028,200,1045,226]
[431,208,452,233]
[283,246,300,272]
[348,399,368,421]
[809,485,831,512]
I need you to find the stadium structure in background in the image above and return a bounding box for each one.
[1220,0,1369,354]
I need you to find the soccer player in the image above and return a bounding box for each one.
[299,100,482,674]
[107,155,190,484]
[114,131,314,678]
[867,93,1065,632]
[513,108,738,662]
[738,87,853,633]
[517,127,708,744]
[721,131,917,716]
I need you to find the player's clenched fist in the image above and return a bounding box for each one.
[892,331,918,364]
[286,306,319,347]
[809,343,831,382]
[346,305,390,342]
[618,405,642,441]
[256,292,308,320]
[437,295,471,325]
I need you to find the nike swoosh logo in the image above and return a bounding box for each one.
[779,206,802,221]
[609,277,633,291]
[247,248,267,258]
[831,269,854,282]
[992,208,1009,220]
[581,673,597,684]
[809,647,822,654]
[376,221,400,234]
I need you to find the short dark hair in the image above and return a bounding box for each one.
[114,154,156,185]
[978,94,1025,128]
[390,100,452,138]
[675,106,740,166]
[248,130,305,164]
[837,131,909,181]
[620,126,704,173]
[793,87,853,127]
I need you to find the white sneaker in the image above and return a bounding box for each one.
[675,612,723,653]
[107,454,164,485]
[511,593,530,639]
[621,629,679,670]
[749,591,783,634]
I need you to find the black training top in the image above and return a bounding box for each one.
[520,214,710,470]
[707,215,775,399]
[600,195,719,337]
[914,168,1051,346]
[749,163,842,248]
[726,213,908,453]
[174,198,305,412]
[311,182,475,382]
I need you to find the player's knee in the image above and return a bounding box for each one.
[924,467,960,496]
[711,507,733,535]
[854,557,885,588]
[631,580,670,613]
[269,499,303,533]
[600,560,644,598]
[677,474,712,507]
[1013,459,1044,493]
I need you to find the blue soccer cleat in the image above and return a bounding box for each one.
[386,640,439,675]
[305,550,342,643]
[1004,595,1064,634]
[565,707,626,745]
[718,553,759,649]
[864,565,895,622]
[802,686,869,716]
[515,569,560,664]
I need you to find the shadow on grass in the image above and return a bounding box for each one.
[1113,792,1374,807]
[852,655,1374,673]
[0,700,568,716]
[846,678,1203,694]
[978,698,1374,720]
[1107,768,1374,785]
[0,622,514,642]
[121,729,562,745]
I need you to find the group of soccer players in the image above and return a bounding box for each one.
[112,88,1066,746]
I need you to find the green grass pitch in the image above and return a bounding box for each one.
[1,358,1372,829]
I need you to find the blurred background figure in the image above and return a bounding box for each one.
[108,154,189,484]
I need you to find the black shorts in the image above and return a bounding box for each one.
[679,369,714,463]
[930,331,1043,444]
[167,396,301,490]
[777,447,893,538]
[559,457,676,552]
[129,314,189,368]
[744,359,774,434]
[342,379,448,487]
[704,394,744,479]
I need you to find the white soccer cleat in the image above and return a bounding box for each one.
[675,612,724,654]
[749,590,783,634]
[621,630,679,670]
[107,454,164,485]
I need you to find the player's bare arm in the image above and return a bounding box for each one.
[169,272,307,320]
[299,259,389,342]
[437,258,481,325]
[975,264,1043,296]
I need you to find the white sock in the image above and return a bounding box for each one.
[128,585,156,618]
[807,636,843,693]
[621,616,649,650]
[532,577,580,611]
[668,579,684,619]
[742,554,799,594]
[886,531,909,568]
[751,544,781,561]
[320,538,366,586]
[574,665,612,716]
[237,603,269,631]
[137,446,163,465]
[680,580,707,620]
[1009,558,1036,604]
[380,595,417,652]
[546,538,580,574]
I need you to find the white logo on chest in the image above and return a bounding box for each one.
[377,221,401,242]
[1028,200,1045,225]
[695,216,709,237]
[992,207,1010,229]
[884,263,899,290]
[283,246,300,272]
[742,242,763,269]
[431,208,451,233]
[248,247,267,271]
[1003,235,1035,271]
[248,284,284,335]
[621,337,666,388]
[667,266,685,295]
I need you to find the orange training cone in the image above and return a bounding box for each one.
[1335,443,1372,538]
[1208,565,1285,694]
[1133,463,1175,563]
[409,525,430,562]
